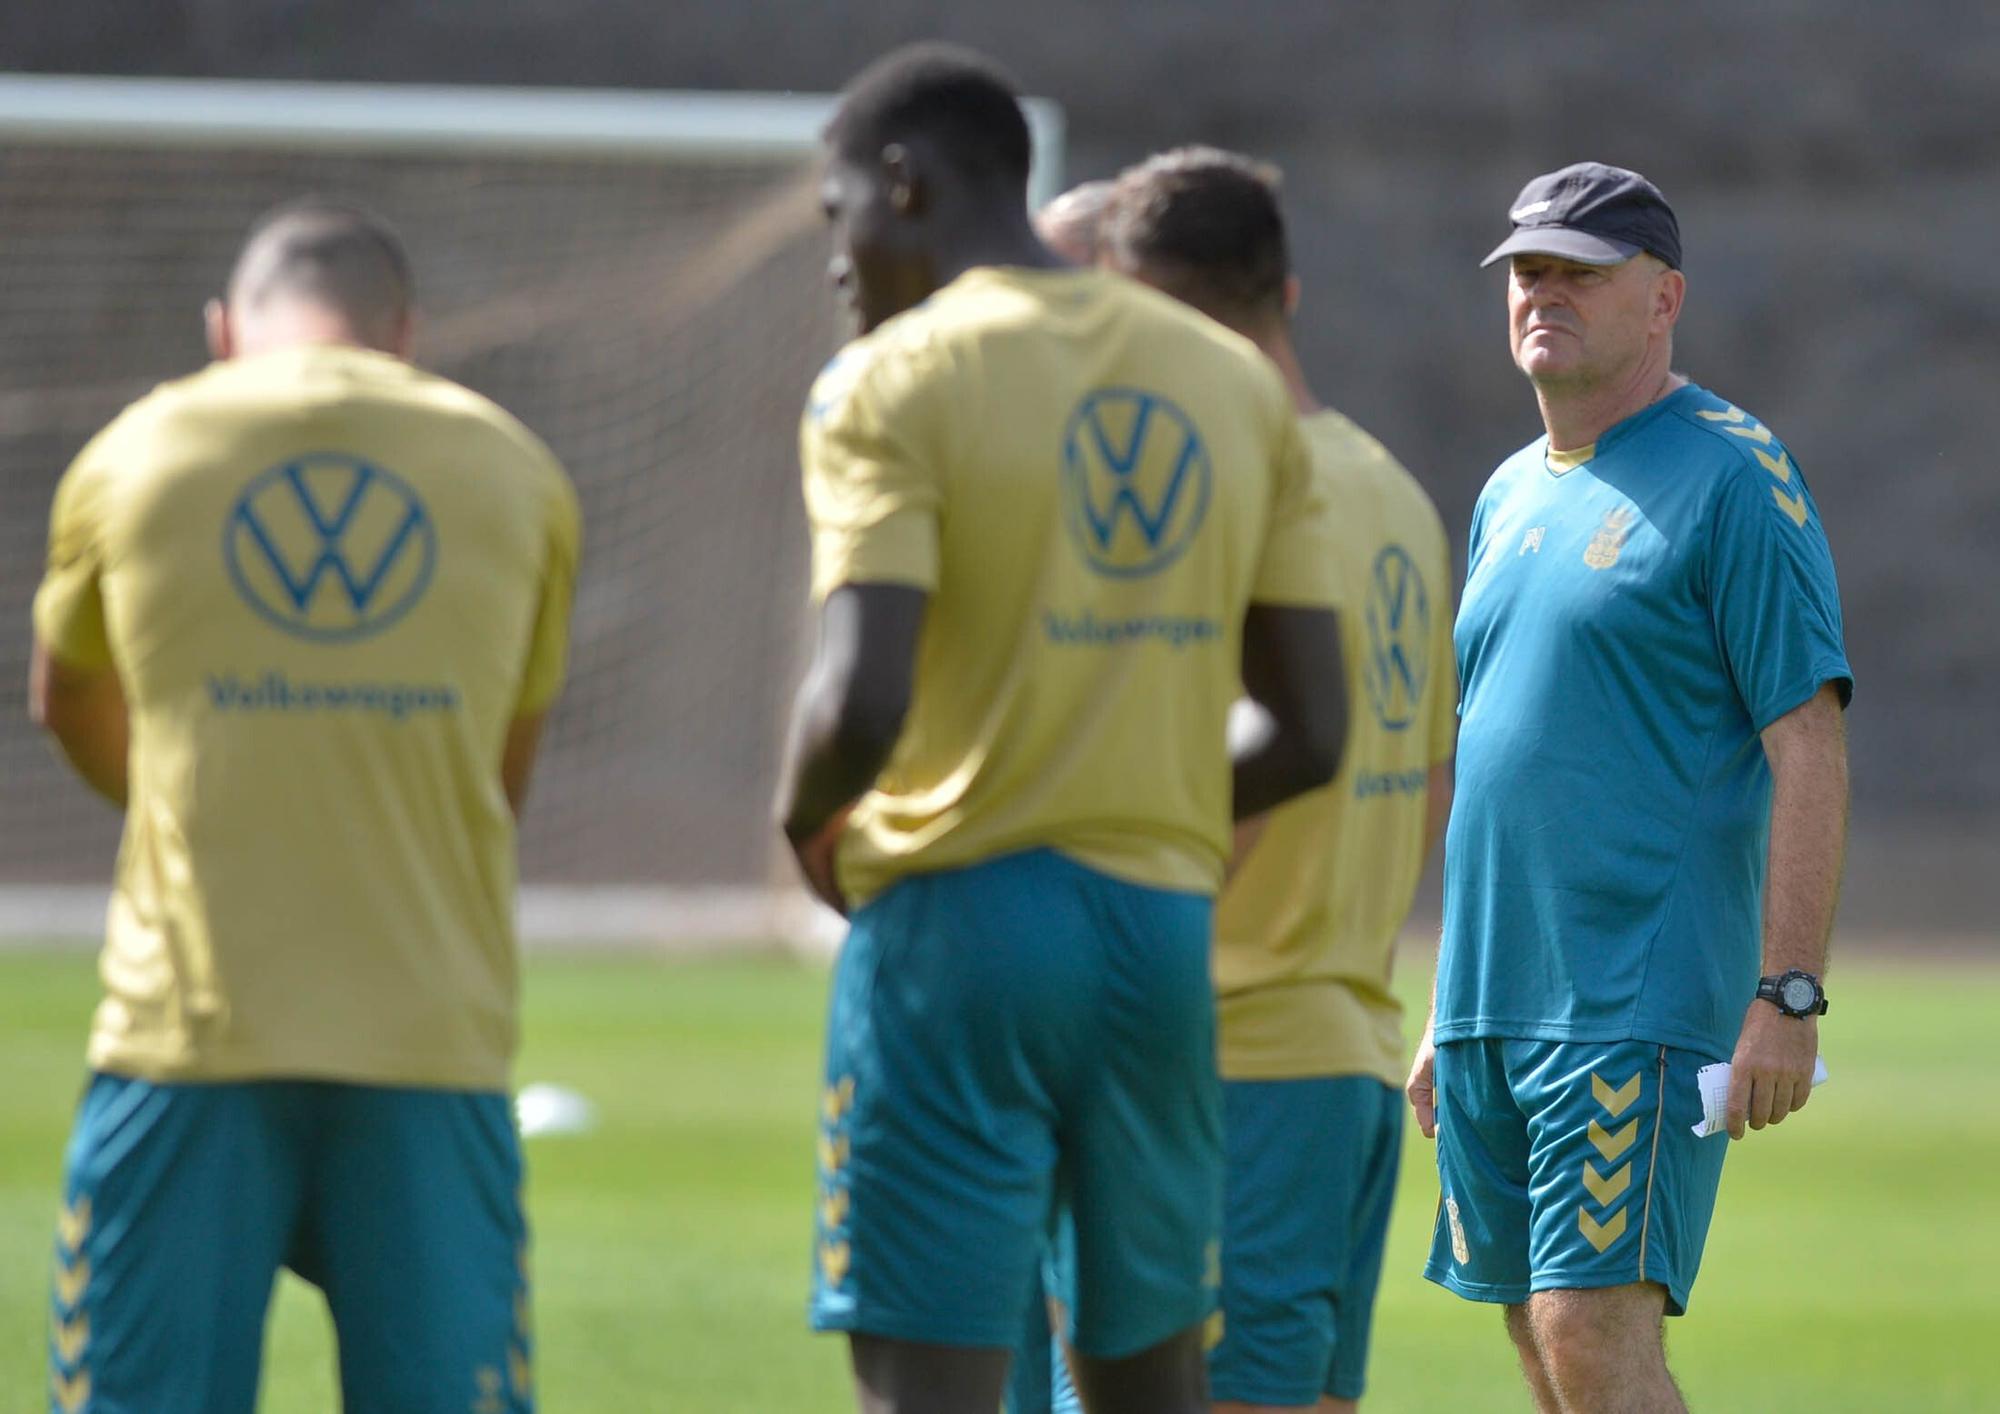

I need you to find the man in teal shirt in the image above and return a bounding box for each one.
[1408,163,1852,1414]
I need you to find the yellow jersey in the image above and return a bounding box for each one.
[801,267,1341,905]
[33,344,580,1090]
[1214,410,1456,1083]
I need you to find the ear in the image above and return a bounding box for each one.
[1653,267,1687,331]
[203,298,233,361]
[1284,274,1302,319]
[880,143,923,217]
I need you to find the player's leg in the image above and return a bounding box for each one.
[1422,1039,1543,1408]
[303,1084,531,1414]
[51,1075,307,1414]
[1315,1077,1406,1413]
[811,850,1100,1412]
[1503,1303,1562,1414]
[1512,1041,1730,1414]
[1056,862,1220,1414]
[1526,1283,1681,1413]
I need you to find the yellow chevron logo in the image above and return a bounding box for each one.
[1591,1072,1642,1118]
[52,1368,91,1414]
[821,1187,850,1229]
[1726,424,1775,445]
[1695,406,1748,423]
[1582,1160,1632,1208]
[53,1257,90,1310]
[821,1076,856,1125]
[1753,447,1794,484]
[816,1133,850,1173]
[1773,487,1809,528]
[56,1197,91,1253]
[1578,1205,1628,1253]
[1587,1118,1638,1163]
[510,1345,533,1398]
[52,1312,89,1366]
[819,1239,851,1287]
[1203,1310,1226,1351]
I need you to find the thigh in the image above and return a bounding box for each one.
[1425,1039,1535,1306]
[1516,1041,1728,1316]
[54,1075,306,1414]
[814,851,1100,1350]
[1057,865,1220,1362]
[304,1086,530,1414]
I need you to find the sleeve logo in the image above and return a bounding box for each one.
[224,454,438,642]
[1061,389,1212,578]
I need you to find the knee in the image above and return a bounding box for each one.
[1527,1287,1664,1383]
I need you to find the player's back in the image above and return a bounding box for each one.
[1215,410,1455,1083]
[803,267,1331,905]
[41,344,579,1089]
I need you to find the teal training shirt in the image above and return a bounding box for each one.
[1437,383,1852,1061]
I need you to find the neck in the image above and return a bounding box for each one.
[1534,345,1683,452]
[929,199,1066,290]
[1249,325,1321,417]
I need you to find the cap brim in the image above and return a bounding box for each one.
[1480,227,1643,268]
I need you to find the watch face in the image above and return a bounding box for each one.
[1779,976,1818,1013]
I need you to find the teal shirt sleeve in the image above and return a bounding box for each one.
[1704,451,1852,731]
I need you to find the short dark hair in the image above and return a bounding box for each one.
[1106,147,1290,326]
[229,198,413,338]
[826,43,1032,192]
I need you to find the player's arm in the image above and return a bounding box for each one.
[1705,453,1853,1139]
[776,583,927,913]
[501,712,548,817]
[1726,682,1848,1138]
[1231,605,1346,821]
[28,638,128,808]
[505,462,583,820]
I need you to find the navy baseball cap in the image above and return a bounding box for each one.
[1481,162,1682,270]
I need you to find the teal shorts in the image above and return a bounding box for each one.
[1210,1075,1403,1405]
[810,848,1221,1359]
[50,1074,532,1414]
[1425,1038,1729,1317]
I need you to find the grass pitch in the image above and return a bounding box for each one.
[2,949,1997,1411]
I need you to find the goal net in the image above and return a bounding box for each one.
[0,75,1065,948]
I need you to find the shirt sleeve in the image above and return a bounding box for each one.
[32,444,115,672]
[1249,405,1343,608]
[1706,451,1853,731]
[515,468,583,717]
[799,344,942,603]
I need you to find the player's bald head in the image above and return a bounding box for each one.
[1036,180,1117,265]
[1106,147,1291,330]
[825,43,1032,197]
[226,199,413,350]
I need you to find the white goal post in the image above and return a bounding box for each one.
[0,74,1066,952]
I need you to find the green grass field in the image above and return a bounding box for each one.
[3,949,1997,1412]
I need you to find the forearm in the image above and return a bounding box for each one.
[1759,698,1849,977]
[54,721,128,808]
[778,699,897,845]
[29,645,129,808]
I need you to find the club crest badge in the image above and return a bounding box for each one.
[1583,505,1637,571]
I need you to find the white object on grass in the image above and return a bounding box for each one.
[517,1082,600,1139]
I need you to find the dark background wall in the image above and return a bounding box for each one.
[4,1,1995,931]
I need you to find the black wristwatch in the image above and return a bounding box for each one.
[1756,969,1828,1018]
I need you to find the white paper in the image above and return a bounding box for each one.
[1692,1056,1828,1137]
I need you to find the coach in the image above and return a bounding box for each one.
[1406,163,1852,1414]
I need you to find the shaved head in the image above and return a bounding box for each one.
[224,199,413,352]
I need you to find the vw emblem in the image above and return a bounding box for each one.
[1363,544,1430,731]
[1061,388,1212,578]
[224,454,437,642]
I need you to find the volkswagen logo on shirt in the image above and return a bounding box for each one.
[1363,544,1430,731]
[224,454,437,643]
[1061,388,1212,578]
